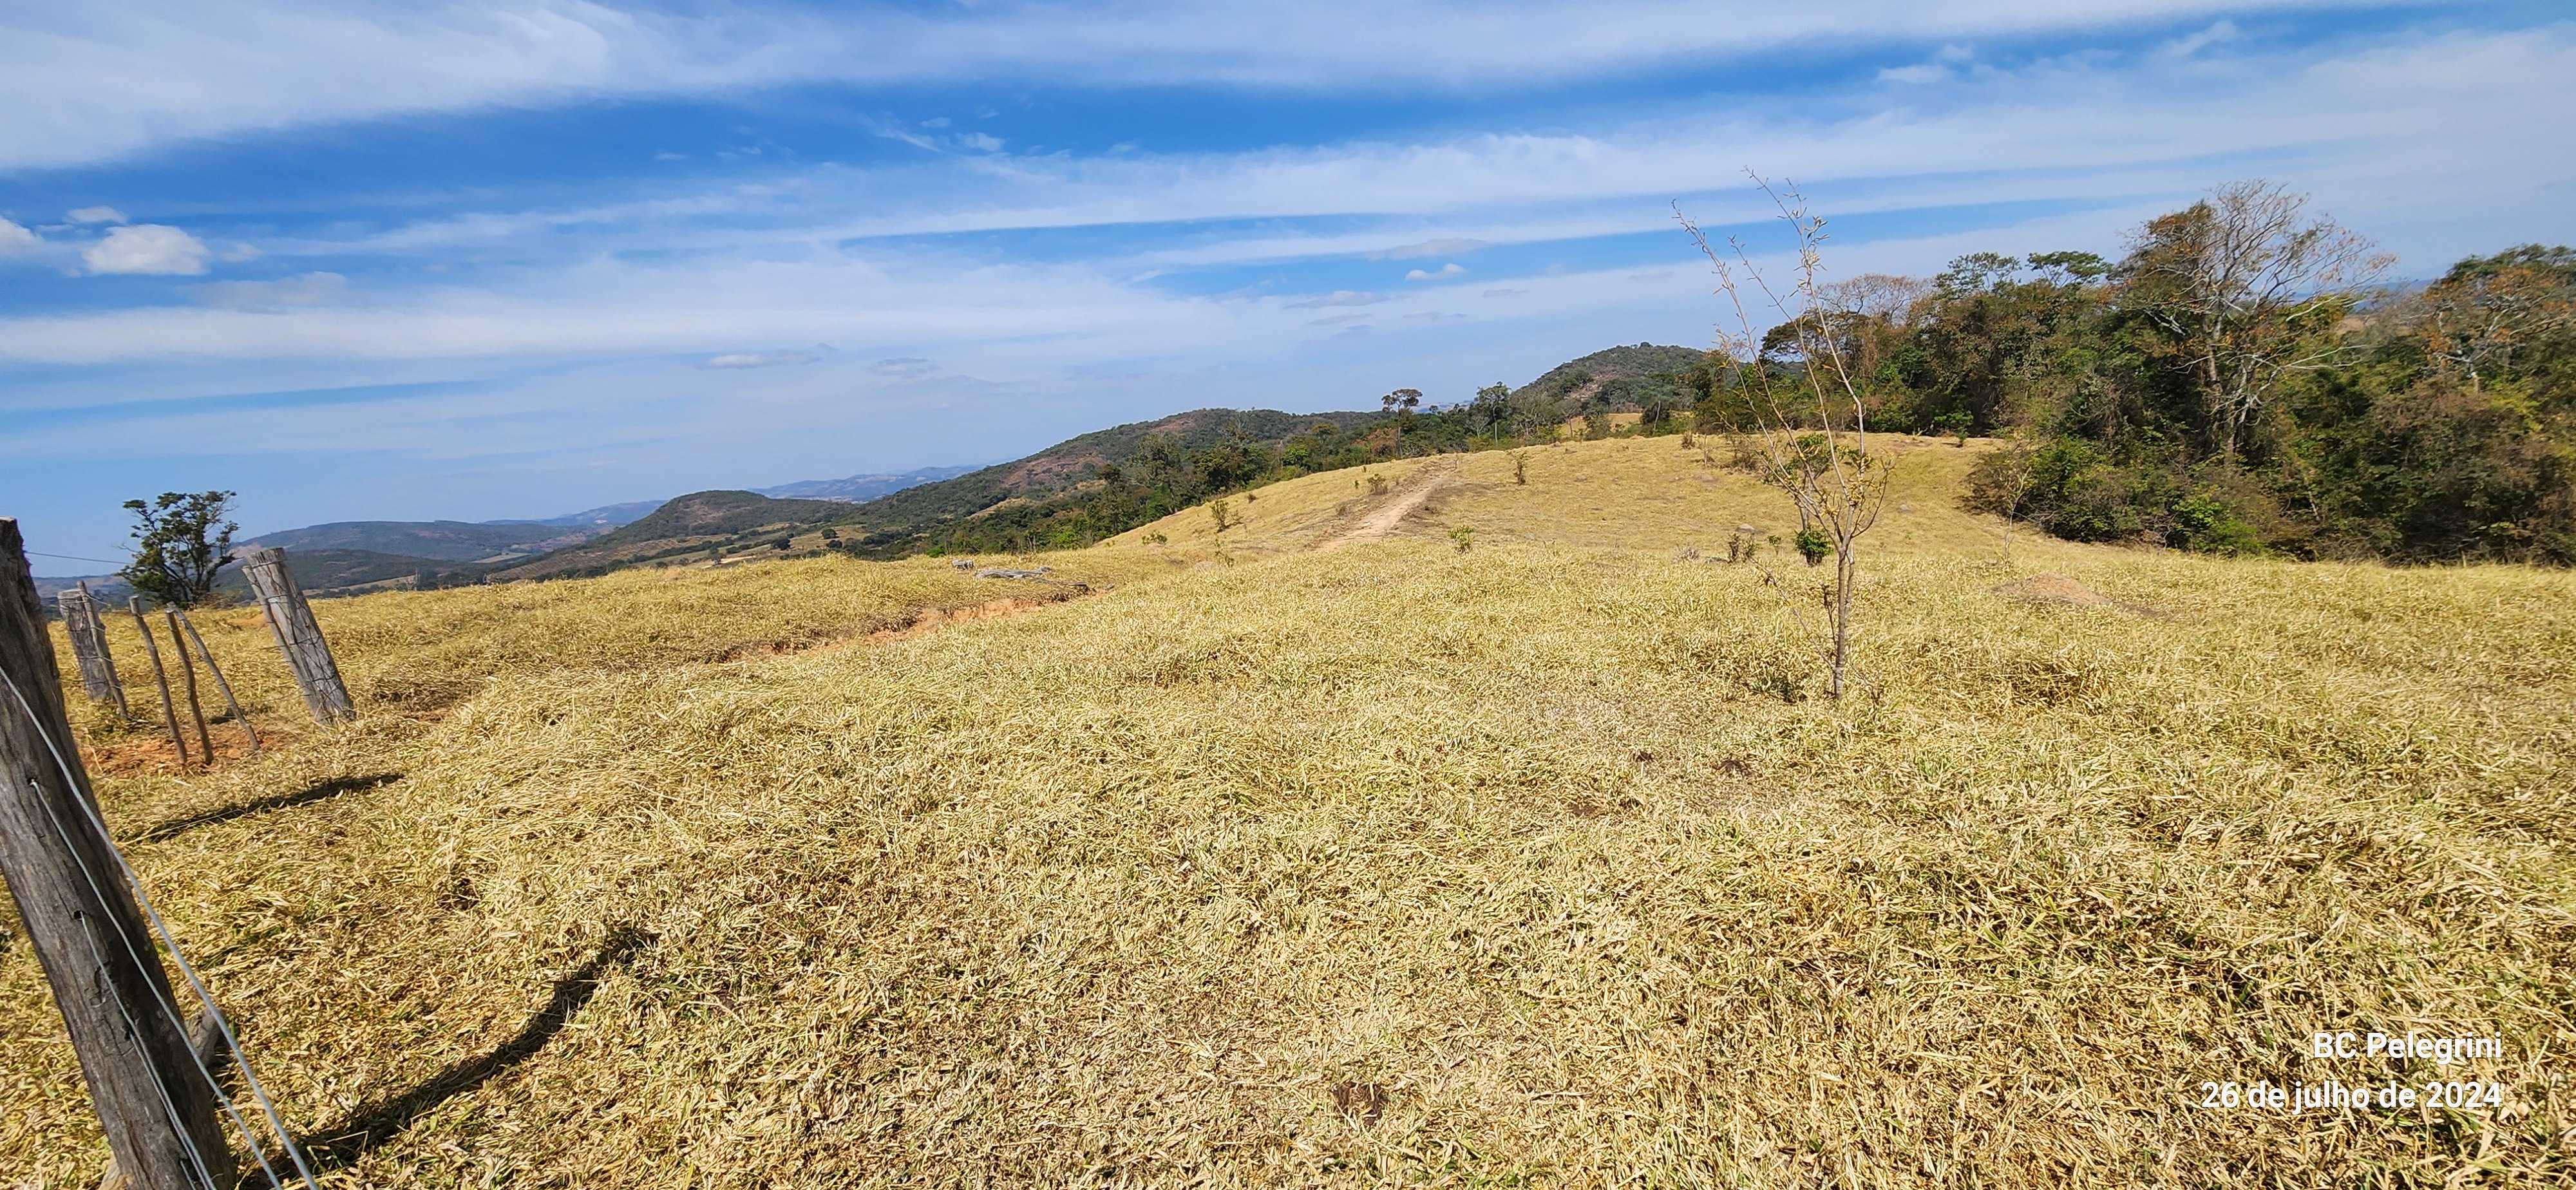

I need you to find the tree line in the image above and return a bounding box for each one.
[1704,182,2572,564]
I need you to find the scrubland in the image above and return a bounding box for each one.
[6,436,2573,1186]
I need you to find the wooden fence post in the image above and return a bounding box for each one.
[164,612,214,764]
[173,611,258,755]
[56,589,124,710]
[238,548,354,725]
[126,598,190,768]
[1,520,234,1188]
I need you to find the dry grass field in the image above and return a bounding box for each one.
[6,437,2574,1186]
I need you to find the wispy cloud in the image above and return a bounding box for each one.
[706,348,826,369]
[192,270,348,309]
[1374,236,1488,260]
[1285,290,1392,308]
[2159,19,2240,58]
[66,205,127,225]
[1405,262,1466,281]
[0,0,2399,171]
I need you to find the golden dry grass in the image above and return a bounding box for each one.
[1108,434,2065,565]
[6,451,2575,1186]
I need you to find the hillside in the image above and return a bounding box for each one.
[1509,342,1707,414]
[13,437,2573,1184]
[488,490,857,580]
[238,519,578,562]
[837,408,1378,547]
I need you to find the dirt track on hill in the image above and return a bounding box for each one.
[1319,458,1459,549]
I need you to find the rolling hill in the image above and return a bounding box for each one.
[486,490,857,580]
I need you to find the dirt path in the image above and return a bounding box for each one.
[1320,458,1459,549]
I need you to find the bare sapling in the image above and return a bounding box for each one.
[1678,177,1892,700]
[1984,433,2041,569]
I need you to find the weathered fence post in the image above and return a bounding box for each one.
[1,520,234,1188]
[56,589,125,710]
[173,611,258,755]
[77,582,130,720]
[126,598,190,768]
[164,612,214,764]
[239,547,354,724]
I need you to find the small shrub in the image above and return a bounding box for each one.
[1450,527,1476,553]
[1510,451,1529,485]
[1793,527,1832,567]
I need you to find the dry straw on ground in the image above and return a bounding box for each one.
[5,439,2573,1186]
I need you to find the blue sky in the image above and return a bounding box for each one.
[5,1,2572,568]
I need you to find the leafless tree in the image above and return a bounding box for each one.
[1678,176,1891,701]
[2124,180,2391,462]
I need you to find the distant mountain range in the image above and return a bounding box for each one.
[34,345,1711,600]
[29,464,983,597]
[753,466,979,502]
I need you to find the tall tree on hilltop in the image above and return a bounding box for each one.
[119,491,239,609]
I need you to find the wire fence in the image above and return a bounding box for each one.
[5,667,316,1187]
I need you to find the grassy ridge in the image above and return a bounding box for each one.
[5,449,2572,1185]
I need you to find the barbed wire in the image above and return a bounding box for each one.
[4,668,314,1187]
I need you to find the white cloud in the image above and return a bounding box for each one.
[706,348,824,369]
[873,356,936,378]
[1404,262,1466,281]
[66,205,126,224]
[0,218,39,253]
[955,131,1005,153]
[0,1,2399,171]
[82,223,210,274]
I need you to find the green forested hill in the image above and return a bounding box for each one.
[1508,343,1708,416]
[836,408,1378,543]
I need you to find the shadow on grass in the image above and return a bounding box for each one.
[294,926,654,1172]
[131,772,404,844]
